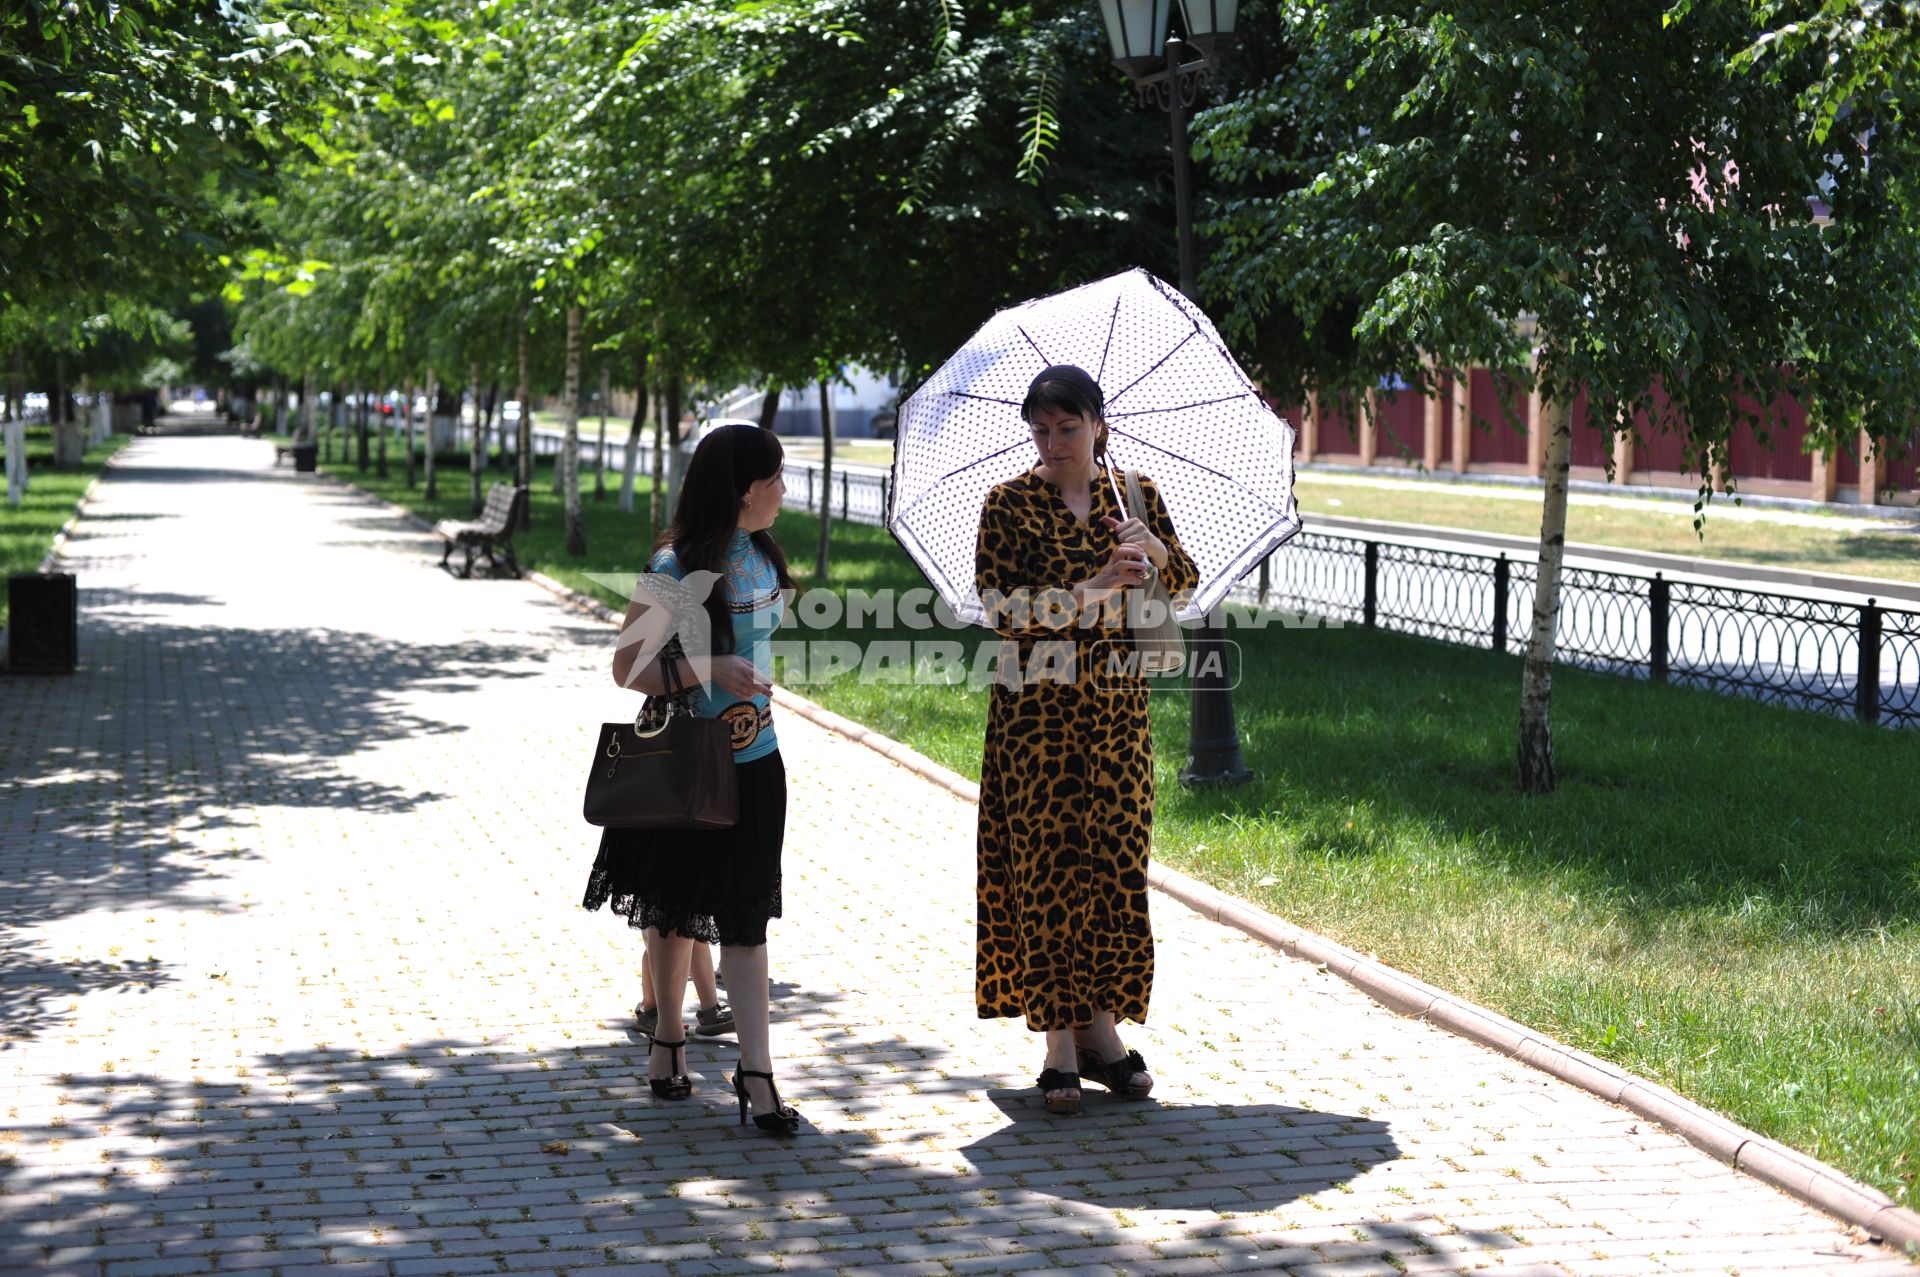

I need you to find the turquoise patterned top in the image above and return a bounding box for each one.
[648,530,785,764]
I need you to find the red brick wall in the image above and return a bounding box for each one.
[1467,369,1530,465]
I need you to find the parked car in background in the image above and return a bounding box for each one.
[869,407,897,440]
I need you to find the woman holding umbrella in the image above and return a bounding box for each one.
[973,364,1199,1114]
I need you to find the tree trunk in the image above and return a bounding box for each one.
[483,380,501,472]
[593,363,609,501]
[649,377,666,539]
[758,383,781,431]
[376,387,389,478]
[329,383,344,462]
[815,377,834,581]
[516,304,532,530]
[619,353,646,514]
[403,379,418,488]
[423,370,439,500]
[662,375,685,526]
[1517,390,1575,795]
[274,375,288,436]
[562,305,586,557]
[52,354,82,466]
[469,361,484,513]
[356,387,369,472]
[4,352,23,507]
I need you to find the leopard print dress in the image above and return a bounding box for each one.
[973,466,1198,1031]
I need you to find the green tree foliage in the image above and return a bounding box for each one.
[1197,0,1920,792]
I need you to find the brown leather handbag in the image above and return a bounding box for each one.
[582,657,738,830]
[1124,470,1187,676]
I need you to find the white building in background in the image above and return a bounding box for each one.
[711,369,899,439]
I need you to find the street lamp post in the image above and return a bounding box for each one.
[1096,0,1252,788]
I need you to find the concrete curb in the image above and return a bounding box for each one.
[328,466,1920,1259]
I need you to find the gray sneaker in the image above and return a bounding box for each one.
[694,1002,735,1037]
[634,1003,658,1037]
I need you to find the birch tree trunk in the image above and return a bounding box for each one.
[815,378,834,581]
[1517,389,1575,794]
[594,363,609,501]
[469,362,484,513]
[4,357,21,508]
[649,376,666,538]
[618,352,646,514]
[52,355,82,466]
[403,379,418,488]
[562,305,586,557]
[423,370,439,500]
[662,375,684,526]
[516,305,532,530]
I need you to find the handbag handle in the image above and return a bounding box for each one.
[633,645,699,737]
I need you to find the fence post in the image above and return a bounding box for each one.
[1649,572,1670,682]
[806,466,815,512]
[1492,553,1509,652]
[1363,541,1379,628]
[1857,599,1882,724]
[1257,555,1270,606]
[841,470,849,519]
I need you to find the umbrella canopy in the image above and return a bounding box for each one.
[888,268,1300,624]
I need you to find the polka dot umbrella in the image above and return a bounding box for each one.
[888,267,1301,625]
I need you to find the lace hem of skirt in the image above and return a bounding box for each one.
[591,885,783,947]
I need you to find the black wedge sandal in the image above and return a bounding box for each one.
[731,1068,800,1136]
[1076,1046,1153,1099]
[647,1037,693,1100]
[1036,1067,1082,1115]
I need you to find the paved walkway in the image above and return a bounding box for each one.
[0,436,1909,1277]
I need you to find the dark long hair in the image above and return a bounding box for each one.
[657,424,795,654]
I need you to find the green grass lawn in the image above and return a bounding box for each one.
[328,449,1920,1211]
[1299,473,1920,585]
[0,427,130,630]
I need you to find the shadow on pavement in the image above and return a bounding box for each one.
[0,616,551,1043]
[0,1026,1426,1275]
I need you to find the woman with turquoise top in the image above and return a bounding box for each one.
[586,423,800,1135]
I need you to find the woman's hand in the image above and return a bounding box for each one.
[710,654,773,701]
[1082,541,1154,593]
[1101,514,1168,570]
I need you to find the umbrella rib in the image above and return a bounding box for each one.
[1105,426,1292,515]
[1013,324,1053,367]
[938,391,1024,406]
[890,440,1035,524]
[1105,392,1253,418]
[1104,330,1198,410]
[1095,294,1121,386]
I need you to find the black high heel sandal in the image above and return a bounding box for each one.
[731,1068,800,1135]
[1036,1067,1082,1115]
[647,1037,693,1100]
[1076,1045,1153,1099]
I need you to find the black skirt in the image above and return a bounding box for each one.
[581,749,786,946]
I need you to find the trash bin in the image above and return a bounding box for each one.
[292,442,319,472]
[7,573,78,674]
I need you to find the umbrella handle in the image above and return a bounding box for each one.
[1103,461,1131,521]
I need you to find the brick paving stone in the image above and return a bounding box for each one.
[0,435,1910,1277]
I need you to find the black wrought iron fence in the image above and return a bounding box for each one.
[1242,533,1917,729]
[760,459,1918,730]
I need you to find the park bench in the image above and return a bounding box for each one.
[433,483,527,579]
